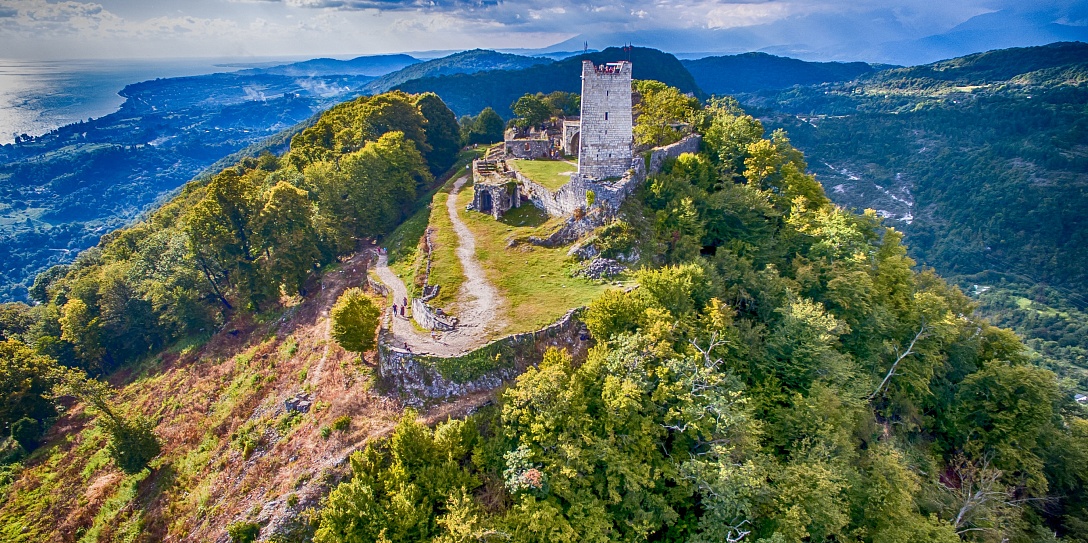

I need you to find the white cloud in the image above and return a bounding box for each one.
[0,0,1073,60]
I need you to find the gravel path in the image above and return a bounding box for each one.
[371,175,504,356]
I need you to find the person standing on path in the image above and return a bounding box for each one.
[392,303,398,317]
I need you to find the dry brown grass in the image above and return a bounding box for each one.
[0,250,497,543]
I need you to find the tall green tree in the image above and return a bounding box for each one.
[464,107,505,145]
[633,80,700,148]
[0,339,59,431]
[52,369,160,474]
[257,181,321,296]
[415,92,461,174]
[511,94,551,128]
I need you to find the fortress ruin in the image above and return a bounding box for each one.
[470,59,700,220]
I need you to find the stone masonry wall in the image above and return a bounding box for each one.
[411,298,455,332]
[515,136,698,218]
[647,134,702,173]
[378,308,587,403]
[578,61,633,180]
[520,156,643,217]
[506,138,554,160]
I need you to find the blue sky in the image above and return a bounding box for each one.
[1,0,1086,63]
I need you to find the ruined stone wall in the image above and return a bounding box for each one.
[411,298,455,332]
[646,134,702,173]
[505,138,554,160]
[578,61,633,179]
[378,308,588,403]
[514,169,586,217]
[515,156,643,218]
[367,276,390,297]
[470,159,521,219]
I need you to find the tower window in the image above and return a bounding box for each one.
[605,112,609,120]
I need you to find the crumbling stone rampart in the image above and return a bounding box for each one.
[378,308,588,403]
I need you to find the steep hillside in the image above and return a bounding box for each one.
[364,49,552,94]
[683,52,880,95]
[395,46,702,117]
[2,76,1087,543]
[740,41,1088,386]
[0,90,473,541]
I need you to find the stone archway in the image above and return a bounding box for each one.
[562,121,581,156]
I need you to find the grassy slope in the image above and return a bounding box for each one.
[385,150,481,309]
[455,183,618,335]
[0,258,403,542]
[507,159,578,191]
[0,151,487,543]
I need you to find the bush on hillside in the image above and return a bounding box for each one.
[102,414,161,474]
[10,417,41,451]
[330,288,381,354]
[227,521,260,543]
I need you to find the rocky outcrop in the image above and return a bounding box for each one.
[523,206,611,248]
[574,258,626,279]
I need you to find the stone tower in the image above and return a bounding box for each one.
[577,60,633,179]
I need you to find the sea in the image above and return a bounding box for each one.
[0,57,300,145]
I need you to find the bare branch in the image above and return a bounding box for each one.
[869,319,928,401]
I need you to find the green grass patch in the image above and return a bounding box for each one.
[419,188,464,311]
[456,185,615,335]
[382,149,482,305]
[77,470,149,543]
[424,341,515,383]
[508,159,578,191]
[385,206,429,270]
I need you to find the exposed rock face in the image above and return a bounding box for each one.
[378,308,589,404]
[284,392,313,413]
[575,258,626,279]
[526,206,612,248]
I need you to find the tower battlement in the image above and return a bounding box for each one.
[577,60,633,180]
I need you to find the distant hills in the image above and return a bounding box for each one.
[395,46,702,117]
[364,49,553,94]
[738,42,1088,385]
[683,52,882,95]
[743,41,1088,292]
[239,54,419,77]
[545,7,1088,65]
